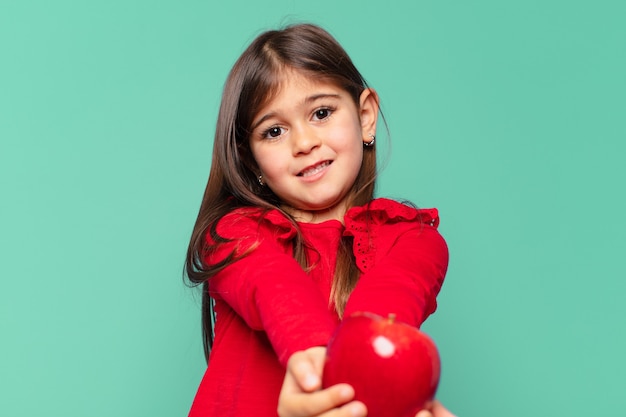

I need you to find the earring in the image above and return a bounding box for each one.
[258,174,265,186]
[364,133,376,147]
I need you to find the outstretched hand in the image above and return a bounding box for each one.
[278,347,455,417]
[277,347,367,417]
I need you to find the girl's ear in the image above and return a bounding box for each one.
[359,88,379,143]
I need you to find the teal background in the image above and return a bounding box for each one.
[1,0,624,415]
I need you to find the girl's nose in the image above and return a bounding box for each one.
[291,128,321,155]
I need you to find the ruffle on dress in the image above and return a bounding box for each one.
[343,198,440,273]
[220,199,439,273]
[220,207,298,244]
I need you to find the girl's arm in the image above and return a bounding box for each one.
[279,208,451,416]
[278,348,455,417]
[207,211,336,365]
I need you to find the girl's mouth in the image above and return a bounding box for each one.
[298,160,332,177]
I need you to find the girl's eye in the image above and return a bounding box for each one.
[313,108,332,120]
[263,126,284,139]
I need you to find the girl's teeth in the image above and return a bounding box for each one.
[301,161,330,177]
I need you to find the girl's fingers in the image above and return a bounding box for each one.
[323,399,367,417]
[287,348,326,392]
[278,384,363,417]
[286,347,326,392]
[415,400,456,417]
[433,400,456,417]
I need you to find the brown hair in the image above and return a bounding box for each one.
[185,23,380,359]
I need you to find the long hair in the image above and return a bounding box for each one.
[185,23,379,360]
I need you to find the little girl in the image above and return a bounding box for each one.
[185,23,451,417]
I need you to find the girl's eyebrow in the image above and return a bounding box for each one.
[251,93,341,131]
[305,93,341,103]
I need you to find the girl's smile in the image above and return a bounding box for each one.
[297,160,332,178]
[249,70,378,223]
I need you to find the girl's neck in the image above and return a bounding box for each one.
[282,203,348,224]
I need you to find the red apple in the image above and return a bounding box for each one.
[322,312,440,417]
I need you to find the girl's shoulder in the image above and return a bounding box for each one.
[203,207,296,267]
[214,206,296,242]
[344,198,439,229]
[344,198,442,273]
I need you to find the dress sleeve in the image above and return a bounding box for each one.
[205,208,336,366]
[343,199,449,327]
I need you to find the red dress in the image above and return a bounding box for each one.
[188,198,449,416]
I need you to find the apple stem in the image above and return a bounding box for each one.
[388,313,396,323]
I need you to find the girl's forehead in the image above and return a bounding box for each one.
[261,69,343,104]
[274,68,330,90]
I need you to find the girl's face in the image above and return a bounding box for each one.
[249,70,378,223]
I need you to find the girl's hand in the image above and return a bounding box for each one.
[416,400,456,417]
[278,347,367,417]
